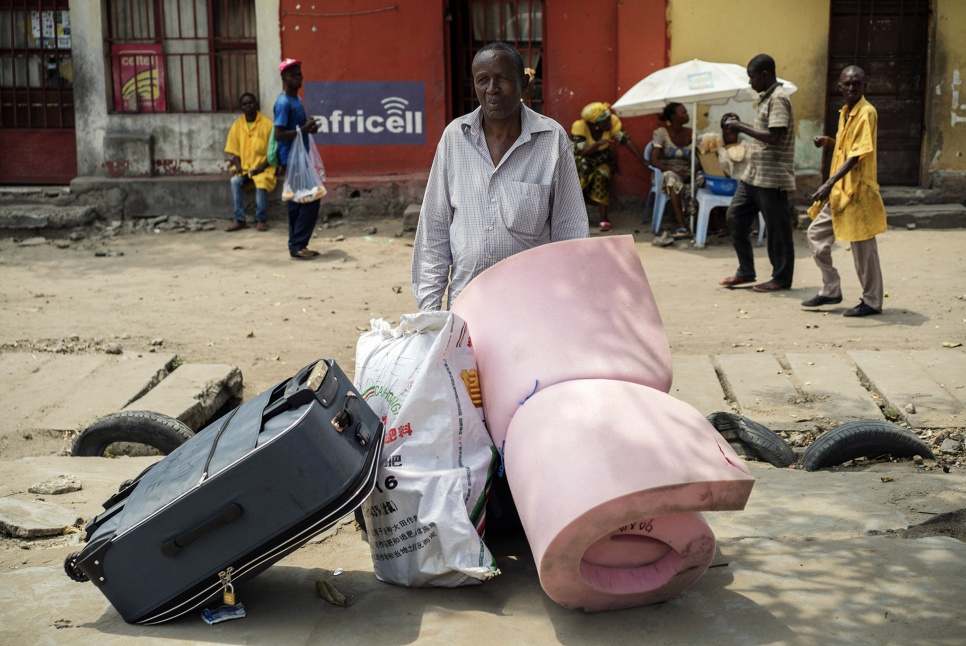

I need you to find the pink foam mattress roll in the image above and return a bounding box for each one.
[503,379,755,612]
[451,235,672,447]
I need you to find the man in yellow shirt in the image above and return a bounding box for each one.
[224,92,277,232]
[803,66,886,317]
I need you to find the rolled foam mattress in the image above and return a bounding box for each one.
[451,235,672,447]
[504,379,754,611]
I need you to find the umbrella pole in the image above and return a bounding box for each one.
[690,101,697,234]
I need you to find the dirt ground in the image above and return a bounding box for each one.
[2,209,963,396]
[1,209,964,442]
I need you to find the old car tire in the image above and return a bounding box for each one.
[801,420,935,472]
[71,410,194,457]
[706,412,797,468]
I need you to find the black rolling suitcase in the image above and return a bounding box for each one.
[64,359,384,624]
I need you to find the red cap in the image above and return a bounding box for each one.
[279,58,302,74]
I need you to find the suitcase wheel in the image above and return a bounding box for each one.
[64,552,89,583]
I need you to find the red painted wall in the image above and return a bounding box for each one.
[542,0,668,198]
[0,129,77,184]
[279,0,446,176]
[278,0,668,199]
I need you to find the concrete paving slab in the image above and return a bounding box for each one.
[785,352,884,425]
[37,354,177,432]
[706,465,966,541]
[910,349,966,405]
[670,354,729,415]
[0,351,54,383]
[1,354,107,433]
[124,363,243,431]
[850,350,966,428]
[715,353,803,430]
[0,498,80,538]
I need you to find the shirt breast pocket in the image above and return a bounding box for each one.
[501,181,551,238]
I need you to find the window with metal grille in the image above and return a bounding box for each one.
[106,0,256,113]
[452,0,544,117]
[0,0,74,128]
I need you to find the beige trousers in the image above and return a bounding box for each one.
[806,202,884,311]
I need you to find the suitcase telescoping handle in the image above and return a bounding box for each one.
[160,504,242,557]
[262,360,337,422]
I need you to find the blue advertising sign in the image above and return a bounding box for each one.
[303,81,426,146]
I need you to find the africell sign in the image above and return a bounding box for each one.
[303,81,425,146]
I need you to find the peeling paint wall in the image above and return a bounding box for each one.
[71,0,270,178]
[926,1,966,176]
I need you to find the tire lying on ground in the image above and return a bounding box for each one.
[71,410,194,457]
[801,420,935,472]
[706,412,797,468]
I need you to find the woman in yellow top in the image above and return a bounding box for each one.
[571,102,645,231]
[224,92,277,232]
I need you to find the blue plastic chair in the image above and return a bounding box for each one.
[643,142,670,233]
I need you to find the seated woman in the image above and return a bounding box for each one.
[650,102,703,236]
[571,102,645,232]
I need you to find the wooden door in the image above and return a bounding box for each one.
[825,0,929,185]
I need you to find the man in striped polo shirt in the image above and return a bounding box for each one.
[718,54,797,293]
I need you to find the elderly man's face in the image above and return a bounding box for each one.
[472,50,523,124]
[838,69,865,106]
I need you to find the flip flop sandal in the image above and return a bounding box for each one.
[291,248,317,260]
[719,275,755,287]
[599,221,611,232]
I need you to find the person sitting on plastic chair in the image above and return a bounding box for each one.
[649,103,703,238]
[705,113,751,236]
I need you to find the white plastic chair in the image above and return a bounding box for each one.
[643,142,669,233]
[693,187,765,248]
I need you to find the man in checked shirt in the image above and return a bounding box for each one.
[411,42,589,311]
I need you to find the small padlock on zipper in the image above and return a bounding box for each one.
[218,567,237,606]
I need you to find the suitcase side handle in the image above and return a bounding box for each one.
[160,504,242,557]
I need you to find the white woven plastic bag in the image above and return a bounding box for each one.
[354,311,500,587]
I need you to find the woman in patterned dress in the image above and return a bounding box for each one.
[571,102,645,232]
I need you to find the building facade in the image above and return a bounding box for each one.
[1,0,963,212]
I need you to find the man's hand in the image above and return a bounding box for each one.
[813,136,834,148]
[301,117,320,134]
[810,181,833,203]
[722,116,743,133]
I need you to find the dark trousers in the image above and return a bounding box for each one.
[726,181,795,287]
[287,199,320,255]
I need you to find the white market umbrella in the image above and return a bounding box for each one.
[612,59,797,213]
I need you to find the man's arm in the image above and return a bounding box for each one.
[411,142,454,311]
[810,156,859,203]
[550,127,591,241]
[723,92,790,145]
[273,98,318,143]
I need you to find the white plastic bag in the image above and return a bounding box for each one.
[281,126,326,203]
[354,312,500,587]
